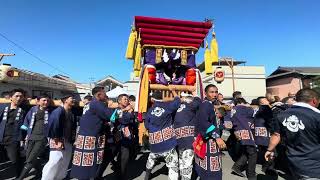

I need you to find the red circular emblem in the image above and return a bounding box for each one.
[215,71,224,78]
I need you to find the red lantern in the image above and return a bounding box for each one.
[146,65,156,84]
[186,68,196,85]
[214,67,225,83]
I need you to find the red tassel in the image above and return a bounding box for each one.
[138,113,143,122]
[193,134,207,159]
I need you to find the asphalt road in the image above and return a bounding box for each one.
[101,151,287,180]
[1,151,289,180]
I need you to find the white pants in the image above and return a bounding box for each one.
[41,142,72,180]
[178,149,194,180]
[146,148,179,180]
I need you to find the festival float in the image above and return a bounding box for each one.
[125,16,219,115]
[125,16,219,144]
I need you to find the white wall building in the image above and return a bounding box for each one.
[123,72,139,96]
[200,62,266,102]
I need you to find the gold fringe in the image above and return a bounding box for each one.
[125,28,137,59]
[156,48,163,64]
[134,33,142,77]
[210,32,219,63]
[181,50,187,65]
[204,41,213,75]
[134,70,140,77]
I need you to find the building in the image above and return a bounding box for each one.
[123,72,139,96]
[0,64,124,100]
[0,64,77,99]
[199,59,266,102]
[53,74,91,100]
[267,67,320,99]
[1,64,93,100]
[96,75,124,91]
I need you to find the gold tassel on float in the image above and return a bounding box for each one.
[204,41,213,75]
[134,70,140,77]
[134,33,142,77]
[210,32,219,63]
[155,48,163,64]
[181,50,188,65]
[125,27,137,59]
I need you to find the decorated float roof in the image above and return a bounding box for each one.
[134,16,213,49]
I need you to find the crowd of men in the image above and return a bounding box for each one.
[0,85,319,180]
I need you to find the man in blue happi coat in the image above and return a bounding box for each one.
[254,96,277,175]
[266,88,320,179]
[144,88,181,180]
[42,94,76,180]
[17,94,51,180]
[174,91,201,180]
[0,89,25,179]
[231,98,257,180]
[112,93,135,180]
[70,86,114,180]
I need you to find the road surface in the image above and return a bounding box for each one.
[1,151,289,180]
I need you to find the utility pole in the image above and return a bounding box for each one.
[0,53,15,62]
[223,57,235,92]
[89,77,95,90]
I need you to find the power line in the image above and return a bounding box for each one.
[0,32,71,77]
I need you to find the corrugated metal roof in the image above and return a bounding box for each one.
[278,67,320,74]
[268,66,320,78]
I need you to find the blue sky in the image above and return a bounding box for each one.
[0,0,319,83]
